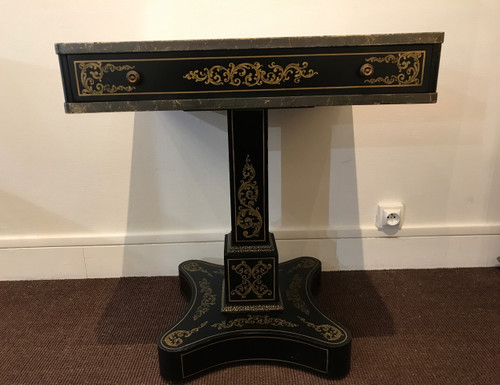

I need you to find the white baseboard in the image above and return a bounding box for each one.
[0,229,499,280]
[1,224,500,249]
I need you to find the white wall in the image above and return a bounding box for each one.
[1,0,499,279]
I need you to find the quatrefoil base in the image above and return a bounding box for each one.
[157,257,351,381]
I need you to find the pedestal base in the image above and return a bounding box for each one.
[157,257,351,381]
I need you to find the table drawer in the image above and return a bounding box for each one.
[56,34,443,112]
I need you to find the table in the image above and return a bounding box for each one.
[56,32,443,381]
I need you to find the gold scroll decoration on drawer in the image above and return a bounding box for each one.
[363,51,424,86]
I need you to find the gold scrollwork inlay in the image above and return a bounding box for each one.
[287,257,318,273]
[184,61,318,87]
[231,260,272,299]
[211,314,298,330]
[237,154,262,239]
[163,321,208,347]
[78,62,136,95]
[183,261,213,277]
[227,243,274,253]
[298,317,343,342]
[363,51,424,86]
[193,279,216,321]
[286,274,310,315]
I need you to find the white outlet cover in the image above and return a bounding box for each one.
[376,203,404,229]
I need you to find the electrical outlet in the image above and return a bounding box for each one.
[376,203,404,229]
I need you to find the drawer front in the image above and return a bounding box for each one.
[61,44,440,104]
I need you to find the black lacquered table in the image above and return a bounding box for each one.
[56,32,443,381]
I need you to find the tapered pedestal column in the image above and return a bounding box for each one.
[224,110,282,312]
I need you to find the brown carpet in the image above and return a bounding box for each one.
[0,267,498,384]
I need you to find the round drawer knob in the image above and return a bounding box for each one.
[360,63,374,77]
[126,70,141,84]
